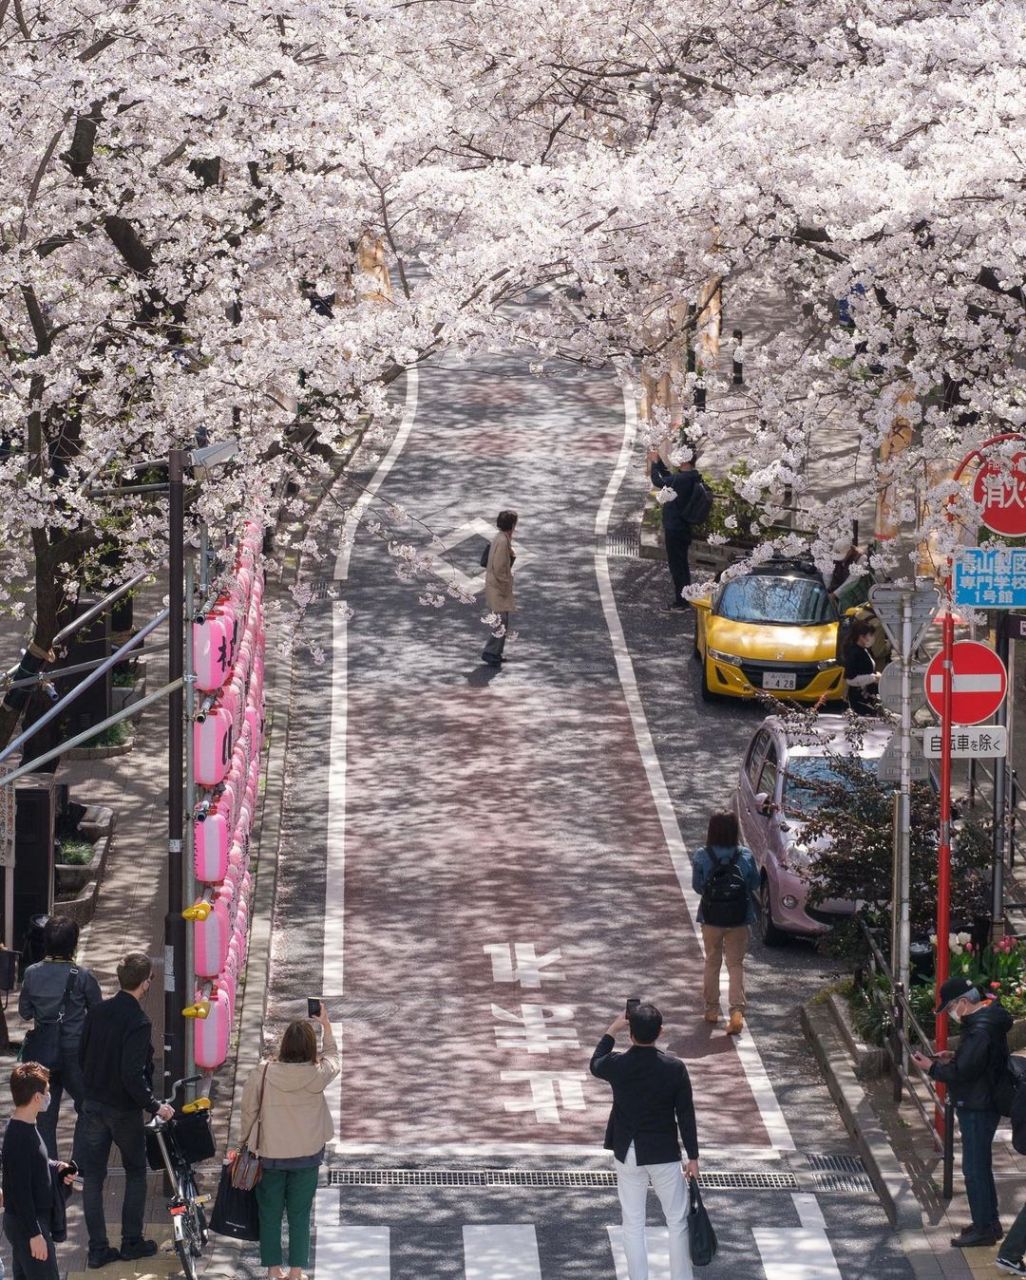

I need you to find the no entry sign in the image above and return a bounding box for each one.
[973,451,1026,536]
[925,641,1008,725]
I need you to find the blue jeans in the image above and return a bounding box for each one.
[1002,1200,1026,1262]
[957,1108,1000,1230]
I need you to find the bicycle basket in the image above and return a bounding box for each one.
[145,1110,216,1170]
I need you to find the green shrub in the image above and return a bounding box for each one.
[80,720,131,749]
[56,837,95,866]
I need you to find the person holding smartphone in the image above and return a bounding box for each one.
[241,1001,339,1280]
[590,1003,699,1280]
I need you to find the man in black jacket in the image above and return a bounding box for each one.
[77,952,174,1269]
[591,1003,699,1280]
[913,975,1012,1248]
[647,448,703,610]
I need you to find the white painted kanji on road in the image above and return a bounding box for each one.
[500,1071,587,1123]
[491,1004,579,1054]
[483,942,565,989]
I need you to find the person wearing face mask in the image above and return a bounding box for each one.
[912,976,1013,1248]
[1,1061,76,1279]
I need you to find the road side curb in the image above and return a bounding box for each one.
[801,997,923,1231]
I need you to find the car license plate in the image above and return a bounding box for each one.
[763,671,796,691]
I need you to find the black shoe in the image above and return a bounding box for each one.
[119,1239,158,1261]
[481,656,502,667]
[949,1225,1000,1248]
[996,1258,1026,1276]
[87,1247,121,1269]
[993,1222,1007,1240]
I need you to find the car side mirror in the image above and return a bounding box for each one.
[691,596,712,612]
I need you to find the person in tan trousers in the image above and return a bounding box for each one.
[482,510,517,666]
[691,811,760,1036]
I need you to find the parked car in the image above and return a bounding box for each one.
[691,559,846,703]
[735,714,896,944]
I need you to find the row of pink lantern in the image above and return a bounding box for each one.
[187,521,266,1072]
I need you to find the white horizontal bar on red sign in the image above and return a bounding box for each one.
[927,674,1004,693]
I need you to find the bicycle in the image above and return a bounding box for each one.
[145,1075,214,1280]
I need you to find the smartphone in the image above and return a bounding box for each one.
[63,1160,79,1177]
[626,998,641,1017]
[307,998,322,1018]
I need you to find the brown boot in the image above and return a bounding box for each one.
[727,1011,744,1035]
[703,1011,719,1024]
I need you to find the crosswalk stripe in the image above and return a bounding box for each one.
[463,1224,542,1279]
[752,1192,843,1279]
[314,1191,390,1278]
[606,1226,675,1279]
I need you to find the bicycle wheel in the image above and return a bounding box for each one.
[175,1234,198,1280]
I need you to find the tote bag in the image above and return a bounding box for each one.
[688,1176,718,1266]
[209,1162,260,1241]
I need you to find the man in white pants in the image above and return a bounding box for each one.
[590,1003,699,1280]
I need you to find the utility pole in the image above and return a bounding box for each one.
[165,449,187,1096]
[993,619,1010,939]
[890,593,914,995]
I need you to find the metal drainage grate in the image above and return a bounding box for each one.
[328,1169,798,1191]
[805,1153,873,1193]
[307,578,338,601]
[606,525,641,557]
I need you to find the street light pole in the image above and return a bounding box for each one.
[165,449,187,1096]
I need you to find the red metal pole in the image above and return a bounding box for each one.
[935,605,954,1061]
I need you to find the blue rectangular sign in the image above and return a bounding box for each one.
[953,547,1026,609]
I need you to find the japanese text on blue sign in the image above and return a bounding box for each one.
[953,547,1026,609]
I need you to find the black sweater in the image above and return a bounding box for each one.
[590,1034,699,1163]
[2,1118,54,1238]
[80,990,160,1115]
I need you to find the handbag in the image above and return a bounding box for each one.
[22,967,78,1070]
[688,1175,718,1267]
[230,1062,268,1190]
[209,1161,260,1241]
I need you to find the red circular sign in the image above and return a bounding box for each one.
[924,641,1007,725]
[973,451,1026,536]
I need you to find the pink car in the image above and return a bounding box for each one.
[735,714,896,944]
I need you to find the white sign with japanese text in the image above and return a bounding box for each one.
[920,725,1008,758]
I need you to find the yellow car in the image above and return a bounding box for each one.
[692,561,847,703]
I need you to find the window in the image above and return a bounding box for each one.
[745,730,770,787]
[783,754,880,816]
[757,745,779,803]
[716,575,837,626]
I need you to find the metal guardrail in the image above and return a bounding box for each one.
[854,921,955,1199]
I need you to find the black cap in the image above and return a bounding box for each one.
[936,975,979,1015]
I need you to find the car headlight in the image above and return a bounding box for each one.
[816,660,841,671]
[707,647,741,666]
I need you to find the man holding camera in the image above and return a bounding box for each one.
[591,1003,699,1279]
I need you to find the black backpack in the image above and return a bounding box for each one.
[701,849,749,927]
[679,477,714,528]
[995,1052,1026,1122]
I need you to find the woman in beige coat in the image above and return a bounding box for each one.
[241,1004,339,1280]
[482,509,517,666]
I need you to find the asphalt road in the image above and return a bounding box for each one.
[252,332,913,1279]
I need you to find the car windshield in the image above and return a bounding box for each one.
[716,575,837,626]
[784,755,880,815]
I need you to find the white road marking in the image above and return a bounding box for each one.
[323,368,419,1144]
[313,1193,390,1278]
[500,1070,588,1122]
[752,1192,843,1278]
[483,941,566,987]
[592,386,796,1153]
[607,1225,673,1279]
[927,673,1003,693]
[333,368,420,581]
[463,1225,542,1279]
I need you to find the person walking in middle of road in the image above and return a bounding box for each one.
[482,509,517,667]
[590,1003,699,1280]
[78,951,174,1270]
[692,811,759,1036]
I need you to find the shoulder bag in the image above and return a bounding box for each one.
[21,967,78,1070]
[230,1062,268,1190]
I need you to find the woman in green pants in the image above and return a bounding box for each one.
[241,1004,339,1280]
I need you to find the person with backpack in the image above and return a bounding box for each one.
[646,447,712,610]
[691,811,759,1036]
[18,917,102,1167]
[912,975,1012,1249]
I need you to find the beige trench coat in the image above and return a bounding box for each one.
[485,532,515,613]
